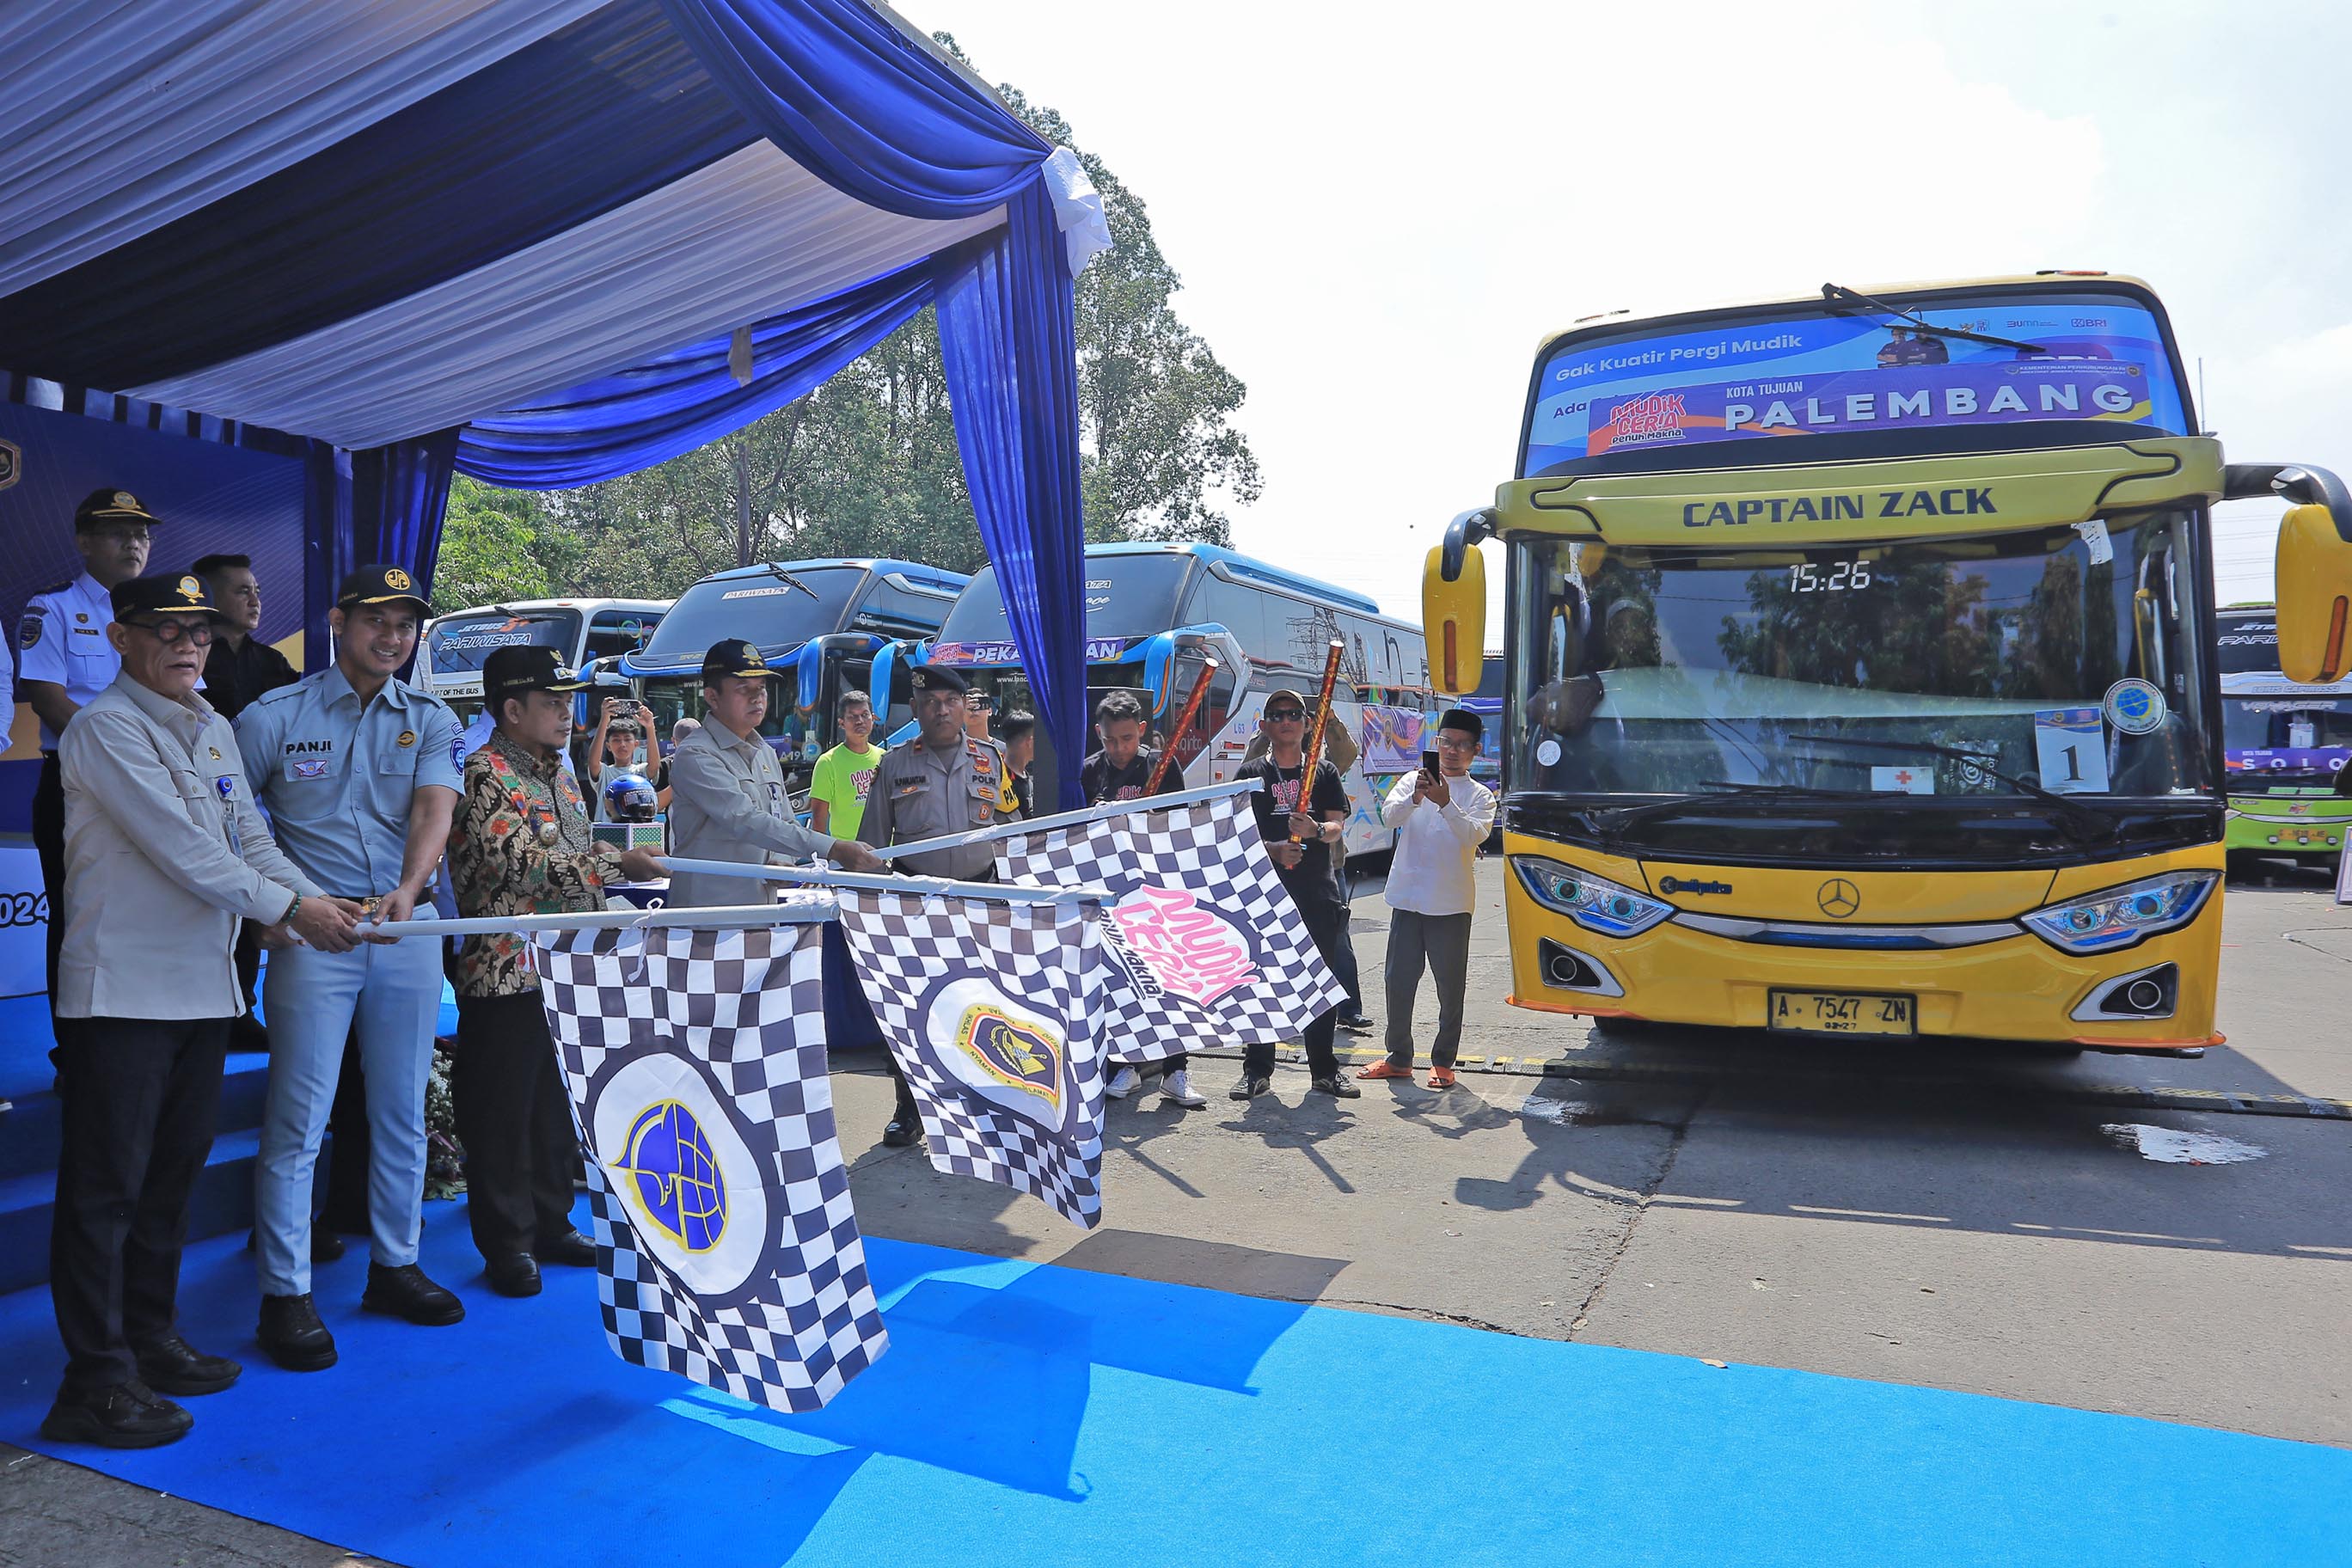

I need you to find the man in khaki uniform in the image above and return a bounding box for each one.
[855,664,1012,1142]
[664,638,879,906]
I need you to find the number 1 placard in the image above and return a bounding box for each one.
[2031,707,2111,793]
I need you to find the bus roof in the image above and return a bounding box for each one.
[685,557,967,591]
[1074,540,1384,616]
[1534,271,2157,358]
[426,596,671,617]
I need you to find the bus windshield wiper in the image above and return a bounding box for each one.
[1788,734,2117,843]
[1820,283,2046,355]
[762,564,819,600]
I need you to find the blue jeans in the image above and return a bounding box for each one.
[254,938,441,1295]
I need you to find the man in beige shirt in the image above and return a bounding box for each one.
[664,638,879,907]
[44,572,361,1451]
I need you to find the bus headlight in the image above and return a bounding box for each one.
[2020,871,2218,955]
[1511,857,1674,939]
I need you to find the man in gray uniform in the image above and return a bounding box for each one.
[236,566,466,1372]
[44,572,362,1449]
[665,637,879,907]
[856,663,1013,1145]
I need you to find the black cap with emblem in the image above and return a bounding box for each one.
[910,663,969,695]
[335,563,431,616]
[75,487,161,530]
[110,572,231,623]
[700,638,771,683]
[482,645,587,705]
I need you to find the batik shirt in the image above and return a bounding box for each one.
[447,731,622,998]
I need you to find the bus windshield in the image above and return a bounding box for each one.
[935,554,1194,651]
[425,608,581,674]
[1510,510,2215,811]
[637,567,866,661]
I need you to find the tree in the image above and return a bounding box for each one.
[432,46,1260,606]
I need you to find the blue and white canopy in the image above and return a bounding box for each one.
[0,0,1107,798]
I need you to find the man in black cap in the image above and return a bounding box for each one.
[46,572,364,1448]
[446,646,665,1298]
[21,488,161,1022]
[236,566,468,1369]
[856,662,1014,1144]
[665,638,879,910]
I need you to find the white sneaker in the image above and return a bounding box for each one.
[1106,1066,1142,1099]
[1159,1069,1208,1109]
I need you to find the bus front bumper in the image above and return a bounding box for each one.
[1502,849,2225,1051]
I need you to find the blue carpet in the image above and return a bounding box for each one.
[0,1200,2343,1567]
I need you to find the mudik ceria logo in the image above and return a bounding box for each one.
[956,1002,1063,1115]
[1102,885,1259,1008]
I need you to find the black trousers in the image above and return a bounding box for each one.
[34,753,64,1020]
[1243,890,1343,1081]
[452,992,579,1261]
[50,1015,230,1393]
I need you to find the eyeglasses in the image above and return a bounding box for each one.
[129,617,215,646]
[1434,734,1479,751]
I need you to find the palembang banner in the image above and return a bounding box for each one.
[994,793,1348,1066]
[534,922,888,1413]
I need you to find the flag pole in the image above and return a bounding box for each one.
[866,775,1259,863]
[1291,637,1344,842]
[370,902,837,938]
[655,857,1113,904]
[1146,656,1218,795]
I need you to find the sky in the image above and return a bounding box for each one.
[907,0,2352,625]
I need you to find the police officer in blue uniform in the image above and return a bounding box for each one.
[236,566,466,1371]
[20,488,159,1018]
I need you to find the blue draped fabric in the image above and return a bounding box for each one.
[657,0,1050,218]
[312,429,459,667]
[934,184,1087,811]
[456,260,937,489]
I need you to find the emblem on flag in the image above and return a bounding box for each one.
[996,793,1348,1065]
[535,923,887,1412]
[836,894,1105,1228]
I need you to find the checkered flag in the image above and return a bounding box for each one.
[534,922,887,1413]
[995,792,1347,1065]
[834,894,1104,1228]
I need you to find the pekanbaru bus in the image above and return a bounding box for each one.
[2216,603,2352,866]
[926,542,1434,854]
[1420,273,2352,1054]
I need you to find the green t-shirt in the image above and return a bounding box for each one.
[809,742,882,840]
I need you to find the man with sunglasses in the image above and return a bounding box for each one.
[21,488,162,1023]
[43,573,363,1448]
[1235,690,1359,1102]
[1358,709,1496,1090]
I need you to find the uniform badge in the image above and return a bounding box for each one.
[17,613,40,651]
[208,746,222,760]
[289,757,330,781]
[176,574,202,601]
[385,567,413,591]
[113,490,138,510]
[397,729,416,748]
[537,819,560,846]
[74,613,87,624]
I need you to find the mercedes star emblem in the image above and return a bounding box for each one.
[1817,879,1861,918]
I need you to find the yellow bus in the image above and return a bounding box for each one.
[1422,274,2352,1054]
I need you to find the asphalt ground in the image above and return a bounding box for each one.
[8,853,2347,1564]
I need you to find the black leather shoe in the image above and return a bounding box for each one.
[258,1293,338,1372]
[880,1111,922,1148]
[40,1381,192,1449]
[1338,1013,1376,1034]
[533,1228,597,1268]
[312,1228,346,1264]
[361,1263,466,1326]
[132,1332,242,1397]
[486,1253,542,1297]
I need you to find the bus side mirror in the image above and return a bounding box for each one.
[2276,502,2352,683]
[1424,508,1493,696]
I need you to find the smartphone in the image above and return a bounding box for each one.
[1420,748,1441,779]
